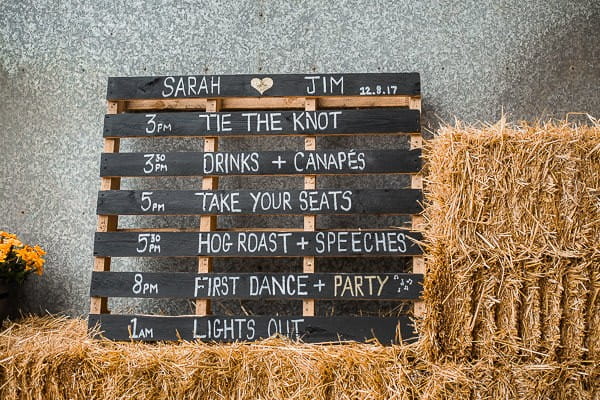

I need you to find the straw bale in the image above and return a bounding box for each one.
[560,259,590,360]
[470,261,500,361]
[418,251,475,360]
[540,258,565,359]
[421,119,600,363]
[472,361,598,400]
[1,316,598,399]
[496,260,522,358]
[587,267,600,361]
[418,361,473,399]
[2,119,597,398]
[518,261,541,358]
[416,359,598,400]
[0,316,424,400]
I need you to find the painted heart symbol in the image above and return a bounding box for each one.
[250,77,273,95]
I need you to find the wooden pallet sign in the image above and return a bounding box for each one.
[100,149,422,177]
[89,72,425,344]
[89,314,416,343]
[94,230,423,257]
[107,73,420,99]
[104,109,420,137]
[91,272,423,300]
[97,189,423,215]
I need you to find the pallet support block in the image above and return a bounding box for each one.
[304,97,317,317]
[90,100,125,315]
[409,96,425,319]
[196,99,220,316]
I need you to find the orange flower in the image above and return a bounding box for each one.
[0,243,9,263]
[33,245,46,256]
[0,232,46,280]
[16,246,44,266]
[16,247,31,261]
[35,263,44,275]
[9,238,22,247]
[0,231,15,239]
[0,232,22,247]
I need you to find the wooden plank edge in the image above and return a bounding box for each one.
[122,96,413,111]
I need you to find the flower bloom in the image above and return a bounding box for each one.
[0,231,46,281]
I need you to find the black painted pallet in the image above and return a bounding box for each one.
[100,149,422,177]
[94,230,423,257]
[104,109,419,137]
[90,72,424,344]
[89,314,417,343]
[90,272,423,300]
[107,73,420,99]
[97,189,423,216]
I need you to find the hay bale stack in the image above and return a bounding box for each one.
[1,316,597,399]
[420,118,600,363]
[1,118,598,399]
[0,316,423,399]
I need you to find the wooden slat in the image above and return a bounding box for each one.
[100,149,423,177]
[91,100,125,315]
[107,73,420,100]
[88,314,417,343]
[93,230,424,258]
[196,99,220,316]
[90,272,424,300]
[96,189,423,216]
[103,109,420,138]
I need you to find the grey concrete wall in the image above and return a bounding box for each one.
[1,0,598,317]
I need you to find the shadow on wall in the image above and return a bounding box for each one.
[502,8,600,121]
